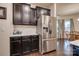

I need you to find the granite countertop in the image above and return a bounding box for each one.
[10,33,38,37]
[70,40,79,46]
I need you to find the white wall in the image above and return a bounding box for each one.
[50,17,56,38]
[0,3,13,56]
[50,4,56,38]
[14,25,37,35]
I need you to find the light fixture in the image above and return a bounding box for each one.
[77,18,79,21]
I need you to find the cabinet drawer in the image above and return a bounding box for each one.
[31,35,39,40]
[10,37,21,41]
[22,36,31,41]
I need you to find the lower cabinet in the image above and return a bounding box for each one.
[10,36,22,56]
[22,36,32,55]
[72,45,79,56]
[10,35,39,56]
[31,35,39,52]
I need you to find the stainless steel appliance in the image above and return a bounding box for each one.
[37,15,57,54]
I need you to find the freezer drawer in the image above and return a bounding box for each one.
[43,38,57,53]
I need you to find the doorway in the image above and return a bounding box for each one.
[56,17,74,39]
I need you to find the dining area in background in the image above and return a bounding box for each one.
[65,31,79,41]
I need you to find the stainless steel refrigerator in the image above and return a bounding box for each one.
[37,15,57,54]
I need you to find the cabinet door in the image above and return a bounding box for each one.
[22,4,31,25]
[13,4,22,25]
[10,37,22,56]
[22,36,32,55]
[31,35,39,51]
[30,8,37,25]
[36,7,50,18]
[40,9,50,15]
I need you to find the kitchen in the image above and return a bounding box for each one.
[0,3,57,56]
[1,3,79,56]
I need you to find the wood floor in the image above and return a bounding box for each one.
[25,39,73,56]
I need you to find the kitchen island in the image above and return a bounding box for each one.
[70,40,79,56]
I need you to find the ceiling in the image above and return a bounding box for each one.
[31,3,53,9]
[56,3,79,16]
[31,3,79,16]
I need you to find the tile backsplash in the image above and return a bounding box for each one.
[13,25,37,35]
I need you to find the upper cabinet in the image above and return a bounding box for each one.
[36,6,50,18]
[13,4,22,25]
[22,4,31,25]
[13,3,37,25]
[30,8,37,25]
[13,3,50,25]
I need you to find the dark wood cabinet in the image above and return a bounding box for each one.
[13,4,50,25]
[30,8,37,25]
[13,4,22,25]
[10,36,22,56]
[21,35,39,55]
[22,4,31,25]
[31,35,39,51]
[13,3,37,25]
[10,35,39,56]
[36,6,50,18]
[21,36,32,55]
